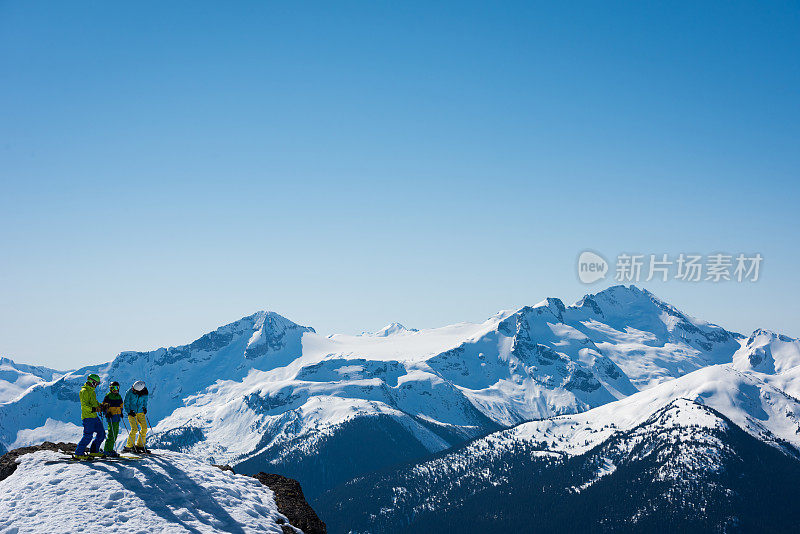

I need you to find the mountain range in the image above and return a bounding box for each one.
[2,285,800,531]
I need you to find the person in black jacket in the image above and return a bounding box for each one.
[102,381,124,457]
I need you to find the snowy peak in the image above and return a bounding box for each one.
[0,310,317,450]
[575,285,703,332]
[492,304,638,406]
[548,285,739,352]
[733,329,800,374]
[642,397,727,431]
[565,285,741,388]
[244,311,316,360]
[250,310,315,334]
[574,284,651,312]
[532,297,567,320]
[582,399,734,489]
[113,310,315,368]
[364,322,418,337]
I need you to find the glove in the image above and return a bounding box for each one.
[142,408,147,414]
[128,411,136,417]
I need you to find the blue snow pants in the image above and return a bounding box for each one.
[76,417,106,455]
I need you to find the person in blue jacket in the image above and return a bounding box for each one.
[123,380,149,453]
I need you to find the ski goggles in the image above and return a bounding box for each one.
[110,385,119,391]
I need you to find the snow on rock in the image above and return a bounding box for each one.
[0,449,295,533]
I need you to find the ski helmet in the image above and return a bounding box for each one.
[87,373,101,384]
[133,380,146,392]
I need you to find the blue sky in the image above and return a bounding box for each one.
[1,1,798,368]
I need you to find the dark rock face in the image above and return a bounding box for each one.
[210,464,326,534]
[252,472,327,534]
[0,441,76,482]
[212,463,235,473]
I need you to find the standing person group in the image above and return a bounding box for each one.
[74,374,151,459]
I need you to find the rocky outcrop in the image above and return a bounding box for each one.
[212,463,235,473]
[210,465,326,534]
[253,472,327,534]
[0,441,76,482]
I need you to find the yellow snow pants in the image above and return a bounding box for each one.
[126,412,148,448]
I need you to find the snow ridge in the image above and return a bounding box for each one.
[0,450,293,533]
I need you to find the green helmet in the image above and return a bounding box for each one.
[87,373,101,383]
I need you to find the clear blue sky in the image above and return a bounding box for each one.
[1,1,798,368]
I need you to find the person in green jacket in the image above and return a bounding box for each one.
[74,373,108,458]
[102,381,124,457]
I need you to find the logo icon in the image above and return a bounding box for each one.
[577,250,608,284]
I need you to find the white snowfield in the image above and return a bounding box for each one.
[0,450,293,534]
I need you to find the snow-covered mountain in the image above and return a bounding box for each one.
[0,312,313,452]
[317,396,800,533]
[315,322,800,531]
[0,285,783,498]
[0,357,64,403]
[499,363,800,456]
[733,328,800,374]
[568,285,741,388]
